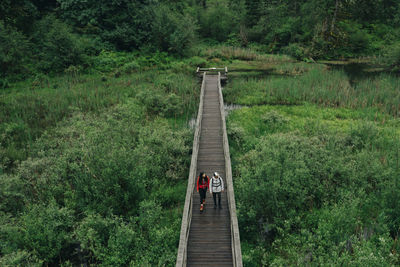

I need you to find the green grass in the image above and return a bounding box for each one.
[0,58,199,265]
[228,104,400,138]
[198,45,292,62]
[227,104,400,266]
[222,50,400,265]
[0,69,199,171]
[223,63,400,116]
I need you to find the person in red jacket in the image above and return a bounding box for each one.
[197,172,210,212]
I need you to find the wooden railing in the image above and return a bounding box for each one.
[217,72,243,267]
[176,70,242,267]
[176,72,206,267]
[196,66,228,76]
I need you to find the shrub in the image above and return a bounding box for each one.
[0,68,194,265]
[198,2,238,42]
[0,174,27,214]
[0,22,31,79]
[281,43,308,60]
[121,61,140,74]
[0,250,42,266]
[75,213,138,265]
[19,203,74,262]
[152,5,197,56]
[380,42,400,69]
[186,56,208,68]
[31,15,87,73]
[229,103,400,265]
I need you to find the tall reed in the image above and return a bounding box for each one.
[224,64,400,116]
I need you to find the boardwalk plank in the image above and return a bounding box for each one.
[187,74,233,266]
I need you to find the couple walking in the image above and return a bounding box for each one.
[196,172,224,212]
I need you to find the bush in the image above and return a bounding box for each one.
[229,103,400,265]
[198,2,238,42]
[152,5,197,56]
[381,42,400,69]
[0,67,194,265]
[0,22,31,79]
[121,61,140,73]
[22,204,73,261]
[93,50,137,73]
[0,250,42,266]
[75,213,138,265]
[186,56,208,68]
[281,43,307,60]
[31,15,87,73]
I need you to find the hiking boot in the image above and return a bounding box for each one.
[200,204,204,212]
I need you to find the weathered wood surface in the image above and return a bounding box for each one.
[217,72,242,267]
[176,72,206,267]
[176,71,242,267]
[196,66,228,81]
[187,74,233,267]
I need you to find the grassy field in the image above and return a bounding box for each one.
[0,58,199,265]
[1,45,399,265]
[224,63,400,116]
[221,52,400,266]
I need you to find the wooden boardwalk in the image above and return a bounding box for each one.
[176,70,242,267]
[187,74,232,266]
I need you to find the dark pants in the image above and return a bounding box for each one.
[213,192,221,206]
[199,188,207,204]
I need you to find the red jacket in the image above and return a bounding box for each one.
[197,176,210,191]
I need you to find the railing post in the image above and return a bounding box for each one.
[176,71,206,267]
[217,72,243,267]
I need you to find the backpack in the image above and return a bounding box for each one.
[212,177,222,189]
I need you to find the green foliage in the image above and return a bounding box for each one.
[199,45,268,61]
[185,56,208,68]
[198,1,239,42]
[0,68,198,170]
[0,0,37,32]
[0,250,42,266]
[31,15,88,73]
[57,0,154,50]
[0,21,31,81]
[92,51,137,73]
[20,204,74,262]
[152,4,198,56]
[224,55,400,265]
[228,104,400,265]
[0,173,27,214]
[75,213,139,265]
[281,43,309,61]
[381,42,400,69]
[224,63,400,116]
[0,203,74,263]
[121,61,140,74]
[58,0,197,55]
[242,0,400,59]
[0,66,194,264]
[1,0,400,265]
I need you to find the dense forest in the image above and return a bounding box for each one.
[1,0,400,266]
[1,0,400,83]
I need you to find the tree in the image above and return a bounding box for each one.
[57,0,155,50]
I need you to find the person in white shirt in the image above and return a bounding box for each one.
[209,172,224,209]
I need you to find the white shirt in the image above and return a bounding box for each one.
[209,176,224,193]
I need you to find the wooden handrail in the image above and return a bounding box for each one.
[197,67,227,72]
[218,72,243,267]
[177,69,240,267]
[198,67,225,70]
[176,72,206,267]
